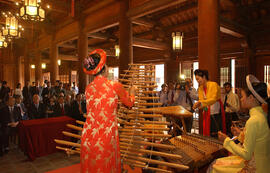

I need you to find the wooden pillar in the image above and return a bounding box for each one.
[119,0,133,75]
[198,0,220,83]
[16,56,22,85]
[78,18,88,93]
[50,36,59,85]
[24,45,30,84]
[0,50,3,80]
[165,60,180,83]
[245,40,256,75]
[35,50,42,83]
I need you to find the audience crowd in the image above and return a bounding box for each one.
[0,80,86,156]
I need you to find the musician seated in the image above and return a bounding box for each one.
[210,75,270,173]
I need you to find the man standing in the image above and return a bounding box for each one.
[167,82,175,106]
[0,81,10,104]
[176,79,198,132]
[22,81,31,107]
[159,84,168,107]
[41,81,54,105]
[223,82,240,137]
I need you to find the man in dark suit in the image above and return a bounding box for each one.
[14,95,28,120]
[41,81,54,105]
[55,96,72,117]
[22,81,31,108]
[29,82,39,99]
[0,97,21,154]
[0,81,10,104]
[71,94,86,121]
[28,94,46,119]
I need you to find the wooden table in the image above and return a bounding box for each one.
[139,106,193,133]
[18,116,75,160]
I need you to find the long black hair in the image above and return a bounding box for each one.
[194,69,209,80]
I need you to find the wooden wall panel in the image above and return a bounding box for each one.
[255,55,270,82]
[3,64,16,90]
[235,58,248,88]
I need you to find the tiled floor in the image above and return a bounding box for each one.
[0,147,80,173]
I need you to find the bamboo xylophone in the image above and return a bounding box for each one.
[55,64,224,172]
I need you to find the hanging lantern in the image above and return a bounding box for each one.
[172,32,184,51]
[20,0,45,21]
[0,33,8,48]
[41,63,46,69]
[2,14,20,40]
[58,59,61,66]
[115,45,120,57]
[31,64,35,69]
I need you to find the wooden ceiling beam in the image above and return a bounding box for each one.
[127,0,187,20]
[59,43,76,49]
[82,0,115,14]
[220,16,249,38]
[133,37,169,50]
[132,18,155,27]
[59,36,169,51]
[154,2,197,20]
[58,54,78,61]
[88,32,116,41]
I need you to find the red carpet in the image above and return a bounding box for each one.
[46,163,142,173]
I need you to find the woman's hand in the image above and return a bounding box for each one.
[129,86,137,96]
[193,101,201,110]
[231,126,241,136]
[218,131,228,142]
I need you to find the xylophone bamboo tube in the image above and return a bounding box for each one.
[119,138,176,149]
[135,103,162,106]
[121,154,189,170]
[120,133,171,138]
[123,159,146,166]
[56,146,80,154]
[136,96,160,100]
[54,139,81,148]
[62,131,81,139]
[119,129,169,133]
[123,70,155,73]
[139,91,159,94]
[66,124,83,131]
[130,120,170,125]
[127,114,163,118]
[120,126,169,131]
[120,146,182,159]
[76,120,85,125]
[120,74,154,78]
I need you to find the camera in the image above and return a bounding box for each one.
[179,80,186,90]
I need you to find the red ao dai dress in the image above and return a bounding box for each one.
[80,75,134,173]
